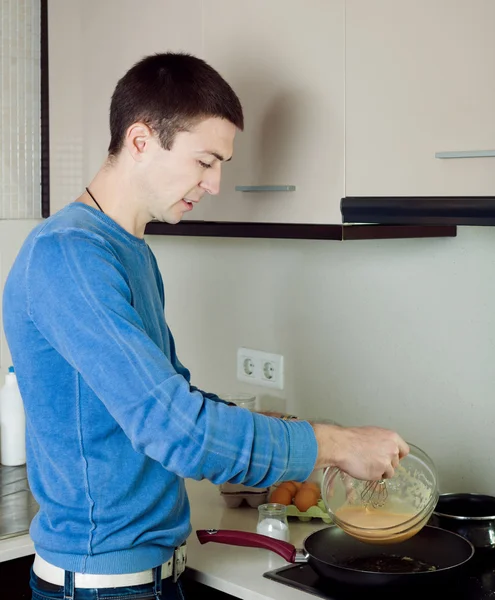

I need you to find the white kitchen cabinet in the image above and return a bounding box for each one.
[48,0,460,235]
[48,0,203,214]
[47,0,85,216]
[81,0,204,182]
[182,0,345,225]
[49,0,345,225]
[345,0,495,197]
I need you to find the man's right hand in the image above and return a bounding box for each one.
[311,423,410,480]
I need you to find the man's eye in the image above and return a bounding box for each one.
[198,161,212,169]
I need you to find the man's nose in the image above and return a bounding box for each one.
[201,165,221,196]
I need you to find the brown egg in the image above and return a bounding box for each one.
[294,488,319,512]
[292,481,303,490]
[301,481,321,498]
[270,486,293,506]
[277,481,297,497]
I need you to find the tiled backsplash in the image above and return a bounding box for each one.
[0,0,42,220]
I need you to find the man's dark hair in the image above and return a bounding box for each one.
[108,52,244,156]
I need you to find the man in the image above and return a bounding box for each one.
[3,53,408,600]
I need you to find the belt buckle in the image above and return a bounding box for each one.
[172,543,187,583]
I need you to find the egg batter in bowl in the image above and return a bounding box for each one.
[334,505,430,544]
[322,444,439,544]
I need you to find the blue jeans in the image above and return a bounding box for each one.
[30,565,186,600]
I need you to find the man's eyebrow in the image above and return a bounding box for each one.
[206,151,232,162]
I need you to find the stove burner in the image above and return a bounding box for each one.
[263,552,495,600]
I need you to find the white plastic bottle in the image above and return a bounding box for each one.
[0,366,26,466]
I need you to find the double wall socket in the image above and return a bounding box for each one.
[236,347,284,390]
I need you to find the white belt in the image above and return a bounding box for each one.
[33,545,187,588]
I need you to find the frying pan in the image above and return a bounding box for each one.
[197,525,474,587]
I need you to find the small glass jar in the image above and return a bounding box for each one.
[218,393,257,411]
[256,503,290,542]
[217,393,264,504]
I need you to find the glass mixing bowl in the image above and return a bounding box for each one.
[321,443,439,544]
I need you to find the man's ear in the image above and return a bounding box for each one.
[124,122,153,161]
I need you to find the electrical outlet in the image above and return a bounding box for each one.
[237,347,284,390]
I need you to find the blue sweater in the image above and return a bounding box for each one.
[2,203,317,574]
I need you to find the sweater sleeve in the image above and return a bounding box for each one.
[25,230,317,485]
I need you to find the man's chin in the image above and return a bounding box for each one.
[152,213,182,226]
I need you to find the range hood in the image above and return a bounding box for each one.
[341,197,495,226]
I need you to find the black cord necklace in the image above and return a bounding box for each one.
[85,187,105,214]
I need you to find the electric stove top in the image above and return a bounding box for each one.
[264,552,495,599]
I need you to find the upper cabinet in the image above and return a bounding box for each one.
[49,0,345,226]
[182,0,345,225]
[48,0,203,215]
[48,0,488,232]
[345,0,495,197]
[80,0,203,181]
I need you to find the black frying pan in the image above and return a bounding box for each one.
[197,525,474,587]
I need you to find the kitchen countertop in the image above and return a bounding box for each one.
[0,465,37,562]
[0,477,326,598]
[1,478,495,599]
[184,479,327,599]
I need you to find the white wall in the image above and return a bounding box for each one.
[0,220,41,379]
[146,227,495,494]
[3,0,495,496]
[1,221,495,493]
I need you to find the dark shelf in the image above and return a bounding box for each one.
[341,196,495,226]
[342,224,457,240]
[145,220,457,241]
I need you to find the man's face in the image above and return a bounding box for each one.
[140,117,236,224]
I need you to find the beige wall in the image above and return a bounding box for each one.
[1,222,495,493]
[146,228,495,494]
[0,220,41,377]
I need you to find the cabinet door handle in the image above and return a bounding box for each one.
[235,185,296,192]
[435,150,495,159]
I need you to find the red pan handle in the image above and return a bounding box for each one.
[196,529,297,563]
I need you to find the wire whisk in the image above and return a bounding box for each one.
[361,479,389,509]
